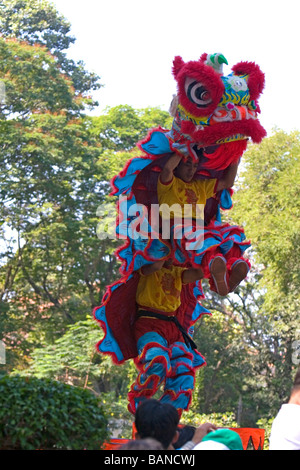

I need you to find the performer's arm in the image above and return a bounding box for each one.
[159,153,182,184]
[215,161,239,192]
[182,267,204,284]
[140,260,165,276]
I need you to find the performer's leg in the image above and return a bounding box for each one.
[220,245,251,292]
[160,341,195,418]
[200,229,251,294]
[208,255,229,296]
[127,332,171,415]
[206,247,250,294]
[172,221,251,294]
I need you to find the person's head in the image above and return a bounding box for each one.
[120,438,164,450]
[173,425,196,449]
[174,157,198,182]
[134,399,180,450]
[289,367,300,404]
[193,429,243,451]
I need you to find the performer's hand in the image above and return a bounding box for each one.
[216,160,240,192]
[182,268,204,284]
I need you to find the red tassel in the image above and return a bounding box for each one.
[203,140,248,170]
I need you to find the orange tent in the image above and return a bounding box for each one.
[102,427,265,451]
[230,428,265,450]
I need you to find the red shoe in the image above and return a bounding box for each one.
[209,256,229,296]
[228,259,249,292]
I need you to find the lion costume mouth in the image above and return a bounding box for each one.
[175,100,265,147]
[210,105,257,124]
[179,109,266,147]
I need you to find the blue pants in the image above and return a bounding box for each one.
[127,332,199,417]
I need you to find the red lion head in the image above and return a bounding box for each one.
[170,53,266,166]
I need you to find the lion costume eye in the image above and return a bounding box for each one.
[185,77,212,108]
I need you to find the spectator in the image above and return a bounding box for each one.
[134,399,180,450]
[174,422,217,450]
[193,428,243,450]
[269,367,300,450]
[173,425,196,449]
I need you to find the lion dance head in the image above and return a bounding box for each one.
[169,52,266,169]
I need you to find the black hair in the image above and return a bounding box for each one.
[173,425,196,449]
[135,399,179,449]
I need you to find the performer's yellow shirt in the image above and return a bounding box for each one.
[157,175,217,219]
[136,265,187,313]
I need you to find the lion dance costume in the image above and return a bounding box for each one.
[94,52,266,417]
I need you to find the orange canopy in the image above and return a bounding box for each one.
[102,427,265,451]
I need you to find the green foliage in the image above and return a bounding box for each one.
[0,0,75,51]
[91,105,172,151]
[256,417,274,450]
[193,310,248,414]
[16,318,101,386]
[15,316,138,400]
[100,393,134,439]
[229,130,300,412]
[0,374,109,449]
[181,409,238,429]
[0,0,101,100]
[0,37,172,369]
[0,40,80,116]
[0,4,173,371]
[0,5,104,367]
[233,129,300,307]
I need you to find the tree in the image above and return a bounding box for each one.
[17,316,137,396]
[191,273,271,426]
[0,36,106,368]
[231,130,300,408]
[191,130,300,424]
[91,105,172,151]
[0,1,105,369]
[0,0,100,103]
[0,13,171,370]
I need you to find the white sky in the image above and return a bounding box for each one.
[52,0,299,135]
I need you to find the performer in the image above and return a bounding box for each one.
[158,152,250,295]
[128,257,206,417]
[94,51,266,418]
[111,52,266,281]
